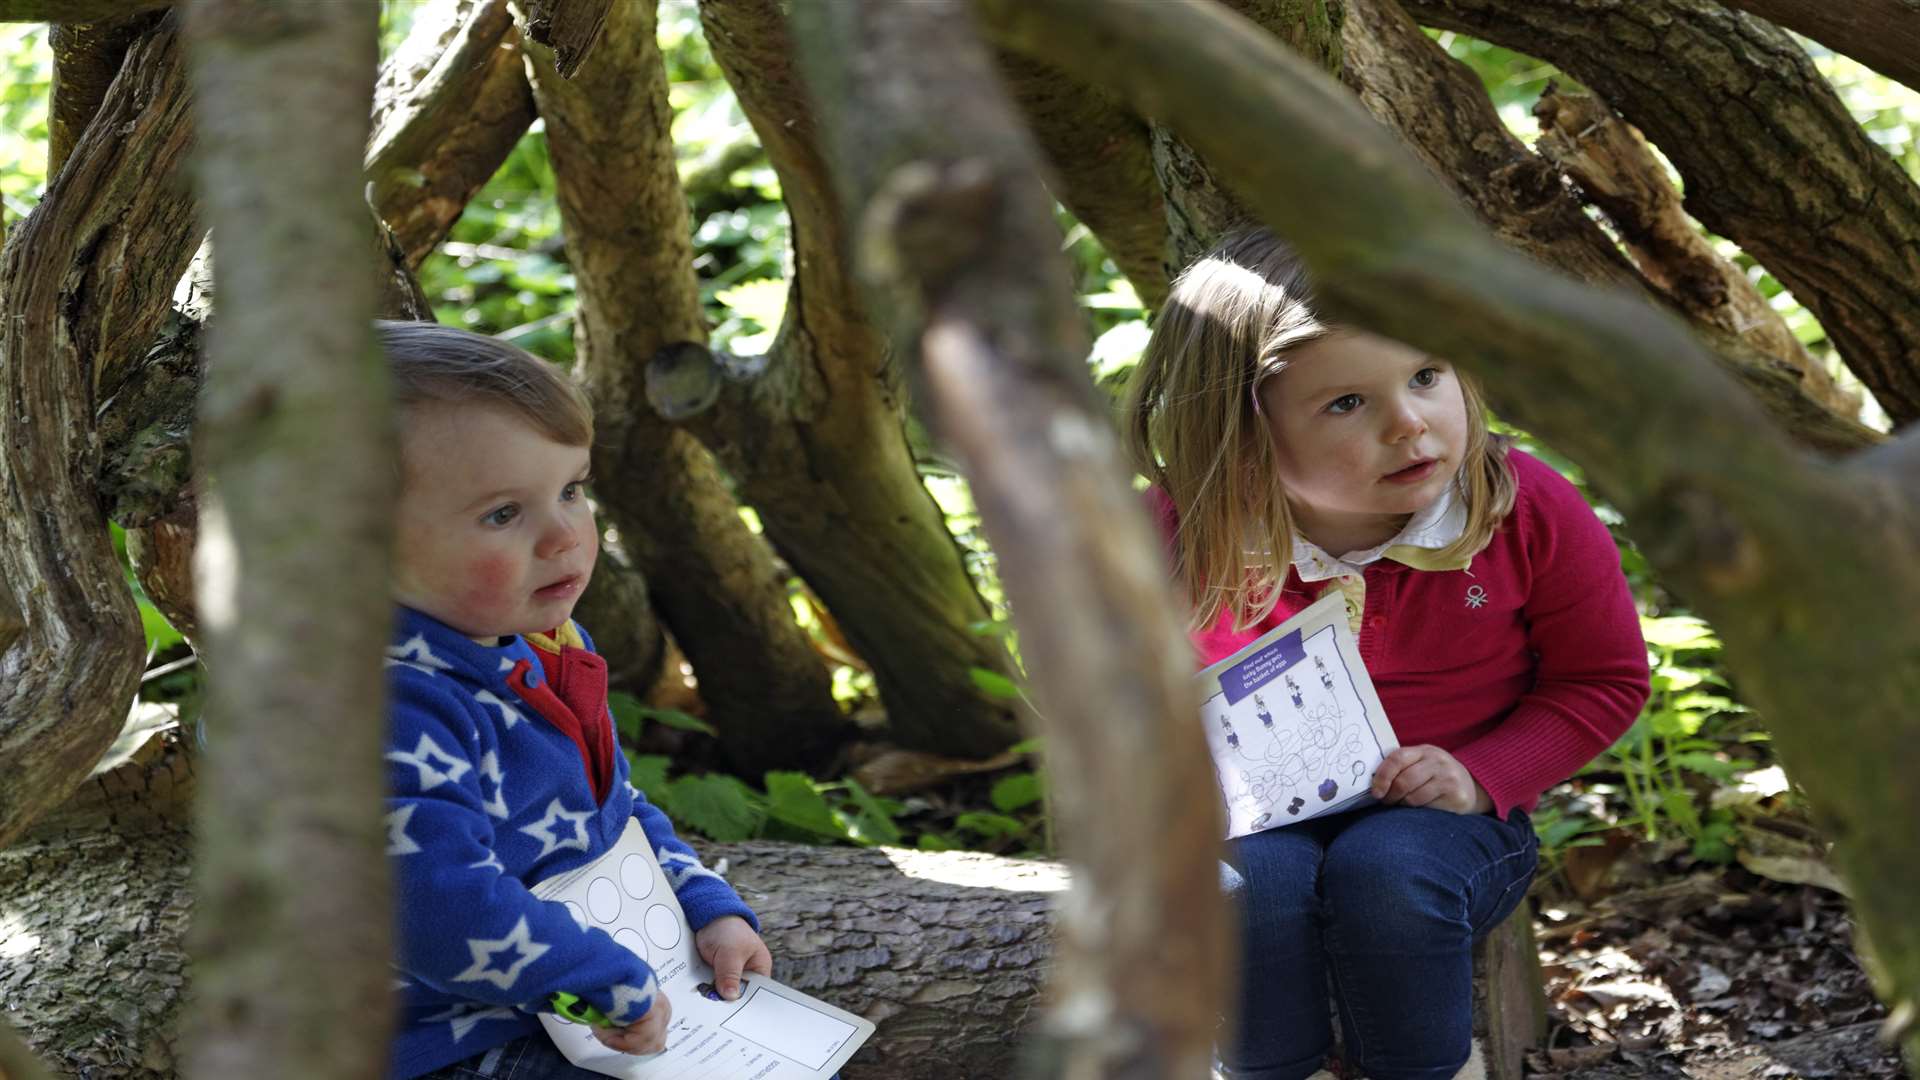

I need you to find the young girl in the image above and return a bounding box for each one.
[1127,230,1649,1080]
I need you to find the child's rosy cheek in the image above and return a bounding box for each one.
[461,556,517,606]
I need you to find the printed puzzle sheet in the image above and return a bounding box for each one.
[1196,589,1400,838]
[533,821,873,1079]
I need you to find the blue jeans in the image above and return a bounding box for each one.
[1217,804,1538,1080]
[416,1034,843,1079]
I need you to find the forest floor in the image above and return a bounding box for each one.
[1528,852,1906,1079]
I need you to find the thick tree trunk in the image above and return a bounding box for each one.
[1399,0,1920,427]
[0,19,195,850]
[179,3,393,1077]
[661,0,1026,761]
[980,0,1920,1067]
[47,12,154,175]
[792,2,1229,1076]
[522,0,849,775]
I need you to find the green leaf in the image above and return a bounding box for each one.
[1648,708,1704,738]
[990,772,1044,814]
[1660,788,1702,837]
[626,754,672,806]
[763,771,850,842]
[955,811,1027,839]
[138,598,183,654]
[917,832,960,851]
[666,773,763,843]
[968,667,1022,700]
[967,618,1016,639]
[1640,615,1720,651]
[608,691,717,738]
[1007,736,1046,756]
[838,778,903,847]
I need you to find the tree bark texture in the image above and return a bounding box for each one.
[368,0,536,271]
[0,20,195,850]
[1398,0,1920,427]
[980,0,1920,1066]
[1530,83,1857,417]
[523,0,849,775]
[661,0,1026,761]
[792,2,1229,1076]
[47,11,155,175]
[992,52,1171,308]
[180,2,394,1077]
[1335,0,1879,454]
[514,0,608,78]
[1717,0,1920,94]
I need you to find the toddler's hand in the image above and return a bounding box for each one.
[695,915,773,1001]
[590,991,672,1055]
[1371,745,1493,815]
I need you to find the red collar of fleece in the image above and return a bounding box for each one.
[504,624,615,803]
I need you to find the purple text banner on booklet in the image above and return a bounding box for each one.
[1218,629,1307,706]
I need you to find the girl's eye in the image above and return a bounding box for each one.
[561,482,581,502]
[483,504,519,527]
[1411,366,1441,389]
[1326,393,1363,415]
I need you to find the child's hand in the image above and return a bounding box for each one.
[694,915,773,1001]
[591,991,672,1055]
[1371,745,1493,815]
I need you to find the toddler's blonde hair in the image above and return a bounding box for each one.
[1123,229,1514,631]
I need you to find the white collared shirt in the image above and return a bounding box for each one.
[1288,483,1467,584]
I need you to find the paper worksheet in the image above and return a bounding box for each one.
[533,821,874,1079]
[1196,589,1400,838]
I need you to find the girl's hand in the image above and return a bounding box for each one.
[1371,745,1493,815]
[591,991,672,1055]
[695,916,773,1001]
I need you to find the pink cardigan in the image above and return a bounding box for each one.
[1150,450,1650,816]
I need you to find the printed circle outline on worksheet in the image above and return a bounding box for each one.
[619,853,655,900]
[586,876,624,924]
[644,903,681,950]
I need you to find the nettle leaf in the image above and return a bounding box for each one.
[968,667,1022,700]
[608,692,718,739]
[1672,752,1746,781]
[626,753,672,806]
[990,772,1044,814]
[667,774,764,843]
[763,771,850,842]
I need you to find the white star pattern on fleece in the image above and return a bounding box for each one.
[608,978,660,1024]
[422,1002,522,1042]
[452,916,551,991]
[477,751,509,819]
[472,689,524,731]
[388,733,472,791]
[658,846,725,889]
[386,805,422,856]
[519,798,593,858]
[386,635,454,673]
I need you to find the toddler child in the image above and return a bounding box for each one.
[376,321,769,1080]
[1126,231,1650,1080]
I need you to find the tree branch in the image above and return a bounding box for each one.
[514,0,608,77]
[180,0,393,1074]
[0,0,167,21]
[0,18,194,849]
[1717,0,1920,94]
[1398,0,1920,426]
[47,12,156,175]
[520,0,849,774]
[792,2,1229,1074]
[679,0,1028,759]
[979,0,1920,1063]
[368,0,535,270]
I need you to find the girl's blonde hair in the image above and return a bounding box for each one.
[1123,229,1514,631]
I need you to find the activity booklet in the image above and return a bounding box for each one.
[1197,589,1400,838]
[533,821,874,1079]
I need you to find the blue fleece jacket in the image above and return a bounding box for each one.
[384,607,756,1079]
